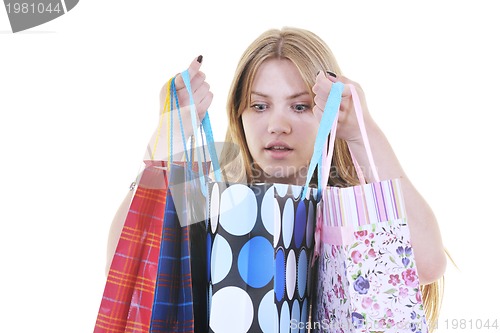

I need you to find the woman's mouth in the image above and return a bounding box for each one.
[265,146,291,151]
[264,143,293,159]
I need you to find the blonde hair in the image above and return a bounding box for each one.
[219,26,443,330]
[220,26,356,186]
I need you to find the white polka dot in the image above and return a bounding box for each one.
[211,234,232,284]
[291,300,301,333]
[210,286,254,333]
[291,184,302,199]
[210,183,220,234]
[297,250,308,299]
[305,187,316,201]
[282,198,294,248]
[258,290,277,333]
[275,184,288,198]
[220,184,257,236]
[261,186,275,236]
[286,250,297,300]
[306,203,315,248]
[300,299,308,333]
[208,283,212,318]
[280,301,290,333]
[274,199,281,247]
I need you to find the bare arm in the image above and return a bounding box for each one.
[144,56,213,161]
[105,57,213,275]
[313,72,447,285]
[348,120,447,285]
[105,188,134,275]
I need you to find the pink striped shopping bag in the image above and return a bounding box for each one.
[306,83,428,332]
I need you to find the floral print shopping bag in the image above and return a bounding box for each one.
[313,179,427,333]
[304,83,428,332]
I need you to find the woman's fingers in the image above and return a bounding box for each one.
[190,70,206,92]
[174,55,203,90]
[312,71,358,126]
[312,71,332,112]
[158,55,213,123]
[192,81,212,120]
[197,90,214,120]
[312,72,372,143]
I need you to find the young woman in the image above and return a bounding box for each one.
[107,26,446,328]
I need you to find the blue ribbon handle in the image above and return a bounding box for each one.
[180,70,222,183]
[301,81,344,200]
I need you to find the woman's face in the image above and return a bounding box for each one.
[241,58,320,185]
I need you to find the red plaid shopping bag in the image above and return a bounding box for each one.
[95,162,169,332]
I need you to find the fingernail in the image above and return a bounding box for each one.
[197,55,203,63]
[326,71,337,78]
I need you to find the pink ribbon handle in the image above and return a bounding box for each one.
[319,83,380,191]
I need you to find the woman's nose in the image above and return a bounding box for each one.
[267,109,291,134]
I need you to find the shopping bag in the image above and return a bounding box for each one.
[309,83,428,332]
[207,182,318,333]
[149,70,220,333]
[150,162,210,333]
[206,83,344,333]
[94,162,168,333]
[95,70,220,333]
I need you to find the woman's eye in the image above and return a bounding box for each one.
[293,104,310,113]
[251,103,267,112]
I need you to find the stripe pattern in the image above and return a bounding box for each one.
[322,178,406,229]
[95,165,168,333]
[315,178,429,332]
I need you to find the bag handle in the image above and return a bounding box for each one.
[149,71,221,172]
[320,84,380,189]
[302,81,343,199]
[302,82,379,199]
[151,77,174,161]
[180,70,222,183]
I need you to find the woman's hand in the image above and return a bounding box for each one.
[159,55,213,123]
[148,56,213,161]
[312,71,375,145]
[313,71,447,284]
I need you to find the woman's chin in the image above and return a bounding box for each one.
[259,169,303,185]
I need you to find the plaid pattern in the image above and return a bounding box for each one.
[150,164,208,333]
[150,187,194,332]
[94,165,168,333]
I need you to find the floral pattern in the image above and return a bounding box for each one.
[314,218,428,333]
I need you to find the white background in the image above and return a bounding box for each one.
[1,1,499,332]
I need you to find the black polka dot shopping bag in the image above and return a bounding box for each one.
[205,82,345,333]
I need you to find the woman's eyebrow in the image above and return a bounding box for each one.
[287,92,310,99]
[250,91,310,99]
[250,91,269,98]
